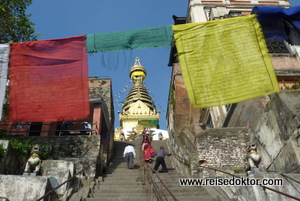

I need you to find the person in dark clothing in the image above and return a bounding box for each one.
[59,121,73,135]
[151,146,172,173]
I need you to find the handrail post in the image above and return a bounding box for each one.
[159,182,163,200]
[150,182,153,201]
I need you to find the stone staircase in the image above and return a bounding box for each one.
[83,141,148,201]
[148,140,223,201]
[81,140,223,201]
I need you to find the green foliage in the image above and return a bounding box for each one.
[1,105,9,122]
[40,144,52,159]
[0,129,7,138]
[0,0,40,43]
[101,80,107,85]
[169,86,175,107]
[8,138,33,156]
[282,80,300,90]
[0,134,51,159]
[233,167,245,173]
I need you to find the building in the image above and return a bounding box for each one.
[167,0,300,177]
[168,0,298,136]
[115,58,165,141]
[0,77,114,141]
[184,0,299,130]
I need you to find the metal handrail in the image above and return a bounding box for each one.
[140,141,178,201]
[144,163,179,201]
[169,128,300,200]
[199,165,300,201]
[36,162,96,201]
[0,122,99,136]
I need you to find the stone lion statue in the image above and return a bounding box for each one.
[244,143,261,174]
[24,144,42,175]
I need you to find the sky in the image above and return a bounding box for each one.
[27,0,188,130]
[27,0,299,130]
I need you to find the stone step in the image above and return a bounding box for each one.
[102,174,140,178]
[96,177,142,182]
[109,159,141,163]
[90,192,148,197]
[167,189,211,195]
[96,181,142,186]
[82,140,221,201]
[162,196,221,201]
[102,173,141,177]
[92,187,145,192]
[84,197,149,201]
[105,167,141,172]
[104,169,141,174]
[106,164,141,168]
[103,171,141,175]
[101,173,140,177]
[148,186,209,193]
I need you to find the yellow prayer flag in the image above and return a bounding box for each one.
[172,15,280,108]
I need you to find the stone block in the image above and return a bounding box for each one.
[236,172,300,201]
[273,141,300,173]
[0,175,54,201]
[41,160,74,195]
[44,169,70,195]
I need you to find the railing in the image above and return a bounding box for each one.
[143,164,178,201]
[168,129,300,201]
[139,140,178,201]
[199,166,300,201]
[0,122,99,136]
[36,162,96,201]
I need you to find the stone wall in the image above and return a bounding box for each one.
[167,129,198,177]
[89,77,114,123]
[0,140,27,175]
[196,127,249,176]
[171,65,202,135]
[0,135,102,177]
[220,172,300,201]
[226,91,300,173]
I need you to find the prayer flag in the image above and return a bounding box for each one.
[9,36,89,122]
[0,44,10,120]
[86,26,173,53]
[172,15,280,108]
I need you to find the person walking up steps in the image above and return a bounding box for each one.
[151,146,172,173]
[123,144,136,169]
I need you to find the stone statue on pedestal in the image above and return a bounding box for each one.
[23,144,42,176]
[244,143,261,175]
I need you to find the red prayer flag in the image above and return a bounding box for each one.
[9,35,89,122]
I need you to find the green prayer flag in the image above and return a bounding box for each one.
[86,26,173,53]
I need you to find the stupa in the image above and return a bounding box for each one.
[115,57,160,140]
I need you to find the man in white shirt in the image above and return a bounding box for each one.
[123,144,136,169]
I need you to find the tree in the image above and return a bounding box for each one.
[0,0,39,43]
